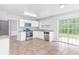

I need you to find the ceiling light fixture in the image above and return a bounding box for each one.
[24,11,37,17]
[60,4,65,8]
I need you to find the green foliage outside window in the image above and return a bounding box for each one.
[59,18,79,35]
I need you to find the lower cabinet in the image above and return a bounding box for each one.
[17,32,26,41]
[38,31,44,40]
[33,31,54,42]
[33,31,44,40]
[49,32,54,42]
[17,31,54,42]
[20,32,26,41]
[33,31,39,38]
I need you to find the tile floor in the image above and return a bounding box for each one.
[10,36,79,55]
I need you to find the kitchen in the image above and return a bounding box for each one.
[17,19,54,42]
[0,4,79,55]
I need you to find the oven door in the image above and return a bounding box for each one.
[26,30,33,40]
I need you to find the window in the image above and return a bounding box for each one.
[59,17,79,35]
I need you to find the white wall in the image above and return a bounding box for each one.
[9,19,18,36]
[52,9,79,19]
[0,11,8,20]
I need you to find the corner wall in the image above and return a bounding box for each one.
[39,9,79,41]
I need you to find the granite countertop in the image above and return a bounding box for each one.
[32,29,53,32]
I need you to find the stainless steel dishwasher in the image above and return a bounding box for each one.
[44,32,49,41]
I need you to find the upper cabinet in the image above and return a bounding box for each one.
[31,21,39,27]
[19,19,39,27]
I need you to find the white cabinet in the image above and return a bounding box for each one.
[33,31,54,42]
[31,21,39,27]
[20,32,26,41]
[33,31,44,40]
[49,32,54,42]
[33,31,39,38]
[38,31,44,40]
[19,19,39,27]
[17,32,26,41]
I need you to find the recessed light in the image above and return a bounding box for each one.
[60,4,65,8]
[24,11,37,17]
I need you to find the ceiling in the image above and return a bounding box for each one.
[0,4,79,19]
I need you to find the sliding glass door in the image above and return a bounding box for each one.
[59,17,79,45]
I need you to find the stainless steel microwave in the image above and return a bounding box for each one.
[24,23,31,27]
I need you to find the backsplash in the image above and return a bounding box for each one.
[41,25,51,28]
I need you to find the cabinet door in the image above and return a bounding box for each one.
[32,21,39,27]
[49,32,54,42]
[21,32,26,41]
[38,31,44,40]
[33,31,38,38]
